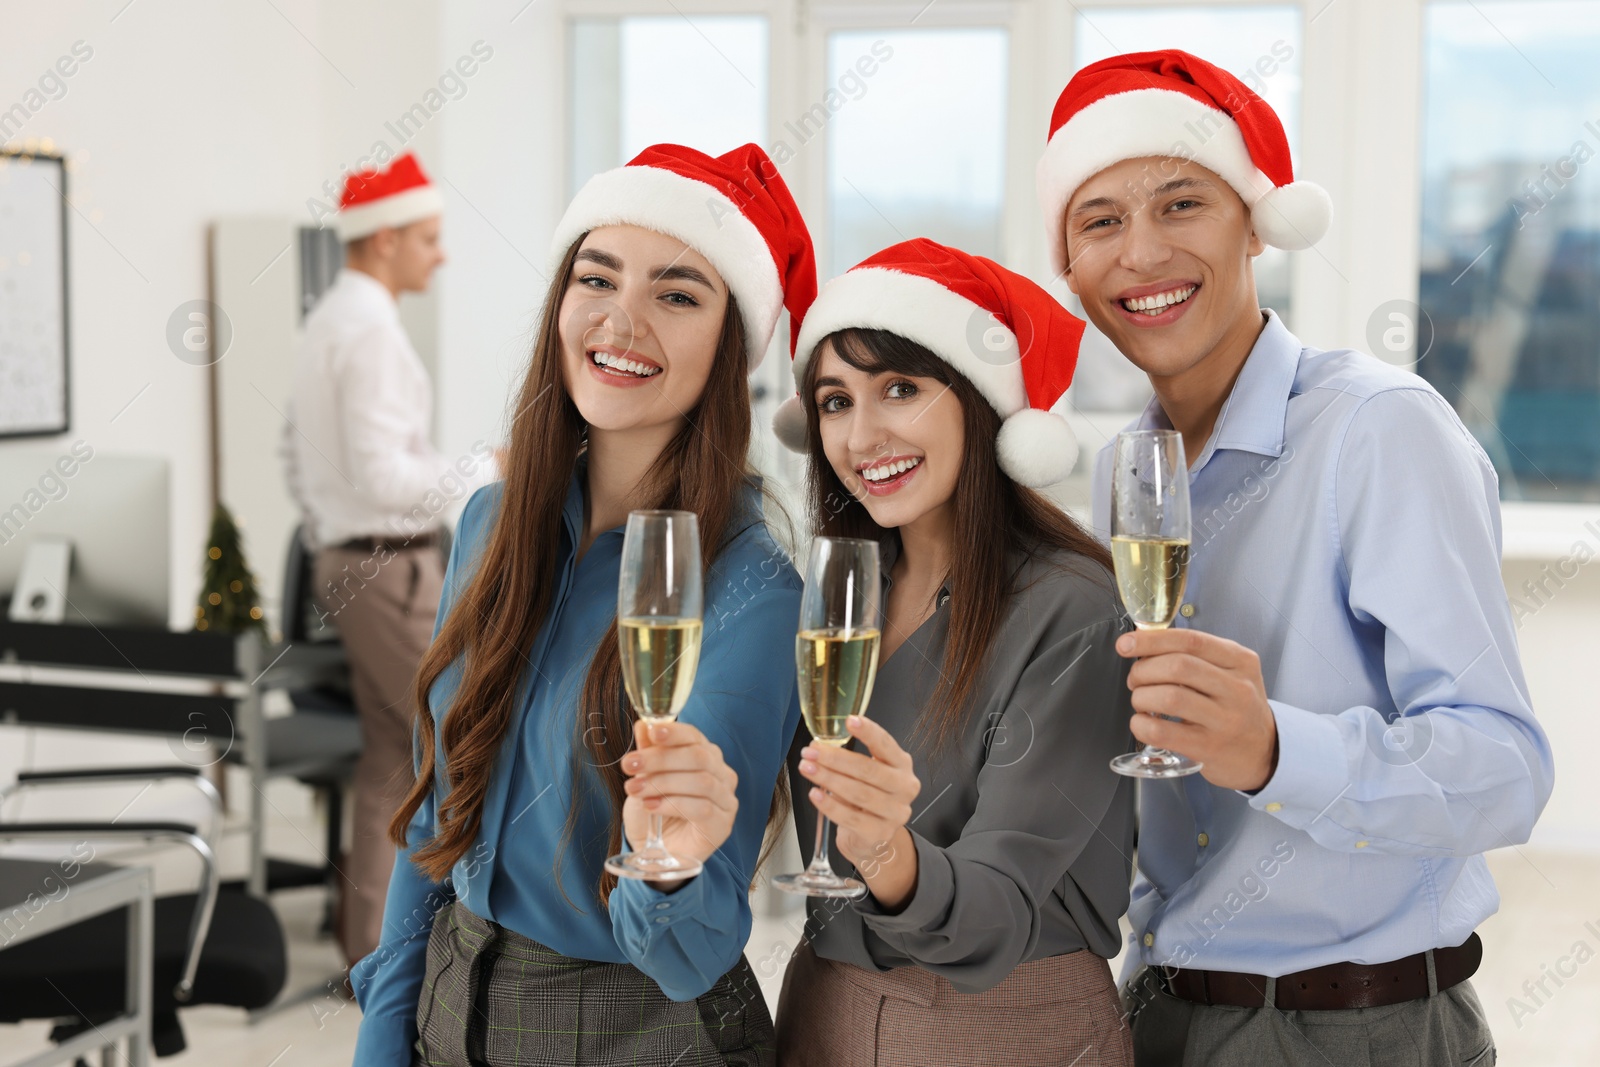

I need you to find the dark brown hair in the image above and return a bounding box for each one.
[391,235,788,905]
[800,328,1114,754]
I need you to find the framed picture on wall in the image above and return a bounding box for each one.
[0,149,70,439]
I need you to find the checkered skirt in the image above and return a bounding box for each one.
[412,900,775,1066]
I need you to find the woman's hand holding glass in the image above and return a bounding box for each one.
[797,715,922,911]
[619,719,739,878]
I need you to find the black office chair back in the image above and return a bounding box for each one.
[281,522,335,644]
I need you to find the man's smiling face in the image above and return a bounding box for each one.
[1061,156,1265,382]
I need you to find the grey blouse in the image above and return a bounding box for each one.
[787,534,1137,995]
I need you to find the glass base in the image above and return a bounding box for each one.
[1110,748,1204,779]
[604,848,702,882]
[771,870,866,899]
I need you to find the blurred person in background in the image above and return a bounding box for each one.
[282,151,502,971]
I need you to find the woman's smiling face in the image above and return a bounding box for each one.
[811,336,965,531]
[558,224,730,435]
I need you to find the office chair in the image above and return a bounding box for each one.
[225,523,364,903]
[262,520,450,899]
[0,766,286,1057]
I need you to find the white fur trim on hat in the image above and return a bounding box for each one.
[996,407,1079,487]
[1036,88,1329,270]
[790,268,1028,419]
[550,165,783,368]
[335,185,445,241]
[785,267,1076,485]
[772,394,807,452]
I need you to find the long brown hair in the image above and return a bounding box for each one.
[800,327,1114,754]
[391,235,788,905]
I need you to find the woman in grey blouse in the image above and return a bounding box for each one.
[766,239,1137,1065]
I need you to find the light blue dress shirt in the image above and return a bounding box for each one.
[1091,310,1554,978]
[350,457,802,1065]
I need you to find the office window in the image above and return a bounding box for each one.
[1067,7,1304,412]
[1420,1,1600,502]
[568,16,769,197]
[825,28,1008,277]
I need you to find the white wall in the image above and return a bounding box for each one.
[434,0,567,463]
[1503,553,1600,852]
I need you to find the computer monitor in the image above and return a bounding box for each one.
[0,447,169,627]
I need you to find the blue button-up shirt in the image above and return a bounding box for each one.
[351,459,802,1065]
[1092,309,1554,977]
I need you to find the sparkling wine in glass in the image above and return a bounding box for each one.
[1109,429,1204,779]
[774,536,882,899]
[604,510,706,881]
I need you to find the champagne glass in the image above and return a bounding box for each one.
[605,510,706,881]
[1109,429,1204,779]
[774,536,883,899]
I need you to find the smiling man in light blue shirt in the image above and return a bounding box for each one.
[1040,51,1554,1065]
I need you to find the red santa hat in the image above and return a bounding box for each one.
[772,239,1086,488]
[550,143,817,368]
[1037,49,1331,273]
[334,152,445,241]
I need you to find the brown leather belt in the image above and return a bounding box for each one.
[337,529,439,553]
[1161,932,1482,1011]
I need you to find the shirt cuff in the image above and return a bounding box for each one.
[611,871,709,951]
[852,829,952,934]
[1246,699,1350,828]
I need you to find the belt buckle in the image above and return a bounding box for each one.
[1153,964,1182,1000]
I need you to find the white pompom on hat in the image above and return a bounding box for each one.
[1037,48,1331,273]
[772,238,1086,488]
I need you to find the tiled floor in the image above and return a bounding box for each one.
[4,846,1597,1065]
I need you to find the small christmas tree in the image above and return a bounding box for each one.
[195,503,267,635]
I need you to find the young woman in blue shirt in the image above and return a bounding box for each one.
[349,143,817,1067]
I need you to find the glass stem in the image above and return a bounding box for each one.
[645,810,667,856]
[807,808,835,877]
[1138,623,1174,759]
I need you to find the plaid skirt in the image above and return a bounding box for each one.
[412,900,775,1067]
[775,939,1132,1066]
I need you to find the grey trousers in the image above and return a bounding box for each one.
[1122,965,1495,1066]
[313,541,445,966]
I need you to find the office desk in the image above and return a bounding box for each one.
[0,857,154,1067]
[0,621,349,896]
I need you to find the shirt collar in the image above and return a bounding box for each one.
[1133,308,1301,471]
[878,532,953,603]
[560,451,590,552]
[558,450,768,559]
[338,267,402,321]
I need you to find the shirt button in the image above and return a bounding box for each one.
[655,902,671,910]
[654,916,670,924]
[1179,603,1195,618]
[1355,840,1369,849]
[1143,933,1155,947]
[1265,802,1283,813]
[1197,832,1210,848]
